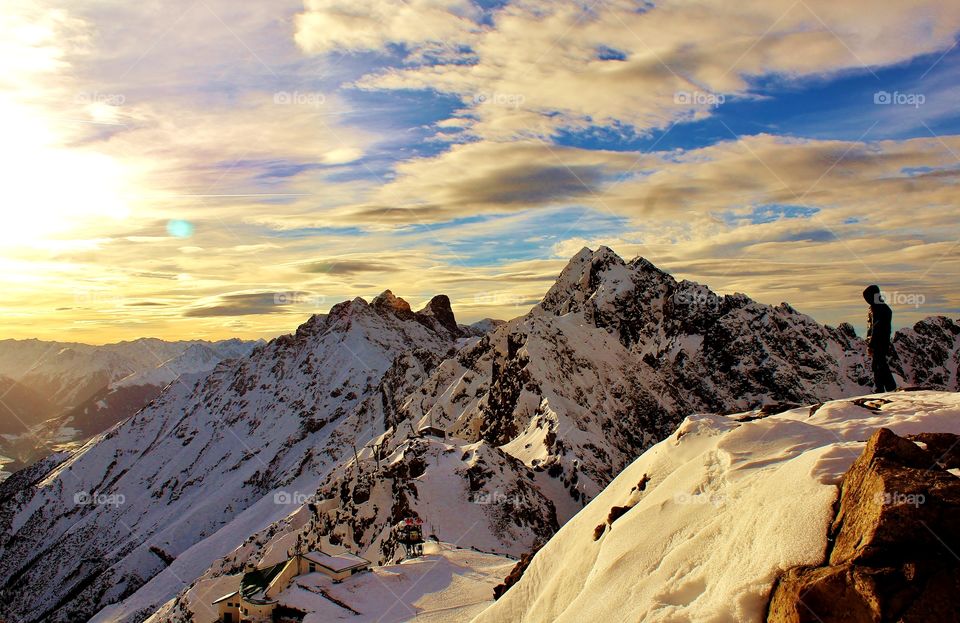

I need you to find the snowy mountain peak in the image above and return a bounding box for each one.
[539,246,628,315]
[371,289,413,315]
[538,246,675,325]
[326,296,368,318]
[416,294,460,335]
[0,291,467,622]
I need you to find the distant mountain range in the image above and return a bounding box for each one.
[0,337,260,477]
[0,247,957,623]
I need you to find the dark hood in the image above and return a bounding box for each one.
[863,285,882,305]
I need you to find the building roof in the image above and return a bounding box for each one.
[418,425,446,437]
[240,561,287,604]
[212,590,239,604]
[303,550,371,573]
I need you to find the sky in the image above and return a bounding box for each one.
[1,0,959,343]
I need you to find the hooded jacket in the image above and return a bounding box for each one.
[863,285,892,349]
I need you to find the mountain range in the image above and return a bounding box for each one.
[0,337,260,478]
[0,247,957,623]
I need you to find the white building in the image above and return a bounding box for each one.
[213,549,371,623]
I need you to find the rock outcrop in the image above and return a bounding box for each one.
[767,427,960,622]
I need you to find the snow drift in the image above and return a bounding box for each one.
[473,390,960,623]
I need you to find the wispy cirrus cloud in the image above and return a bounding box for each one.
[2,0,959,342]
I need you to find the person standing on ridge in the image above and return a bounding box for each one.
[863,285,897,393]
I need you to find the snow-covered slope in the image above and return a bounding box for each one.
[473,390,960,623]
[405,248,959,510]
[5,248,958,623]
[0,294,464,623]
[146,248,957,623]
[402,247,876,509]
[148,541,514,623]
[137,393,561,622]
[306,431,559,563]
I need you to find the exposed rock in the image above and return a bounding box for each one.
[851,397,893,411]
[830,429,960,565]
[731,402,803,422]
[893,317,960,390]
[759,402,802,416]
[372,290,415,319]
[592,523,606,541]
[416,295,461,336]
[906,433,960,470]
[494,542,543,600]
[769,561,960,623]
[606,505,631,525]
[767,428,960,622]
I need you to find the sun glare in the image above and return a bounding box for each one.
[0,96,131,247]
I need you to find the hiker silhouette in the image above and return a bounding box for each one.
[862,285,897,393]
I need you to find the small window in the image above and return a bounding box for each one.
[309,563,316,572]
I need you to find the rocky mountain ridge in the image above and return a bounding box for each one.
[0,248,957,623]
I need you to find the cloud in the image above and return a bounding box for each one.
[300,259,396,275]
[294,0,481,56]
[319,0,960,139]
[4,0,960,343]
[293,131,960,233]
[312,140,636,224]
[183,291,320,317]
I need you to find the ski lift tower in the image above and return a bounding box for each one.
[398,517,424,558]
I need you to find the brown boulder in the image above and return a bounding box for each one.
[906,432,960,470]
[767,428,960,623]
[830,428,960,566]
